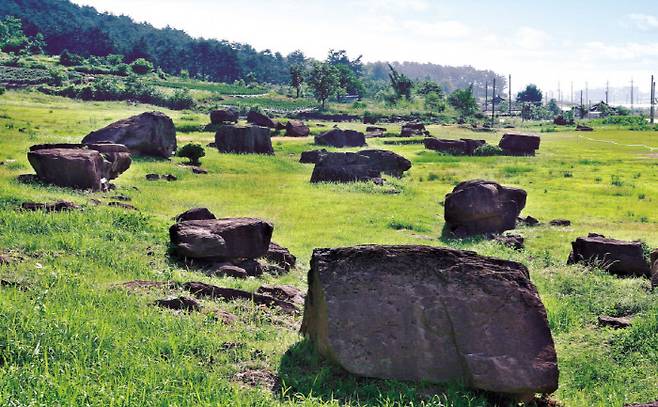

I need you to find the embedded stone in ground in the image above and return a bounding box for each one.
[315,128,366,148]
[444,180,527,237]
[256,284,304,306]
[301,244,558,398]
[493,234,525,250]
[310,152,380,184]
[155,296,202,312]
[264,242,296,271]
[567,233,650,277]
[179,281,297,313]
[21,200,80,212]
[597,315,632,329]
[233,369,281,392]
[549,219,571,227]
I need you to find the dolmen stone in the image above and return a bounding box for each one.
[299,149,328,164]
[567,233,651,277]
[315,128,366,148]
[215,125,274,155]
[576,124,594,132]
[82,112,177,158]
[401,122,427,137]
[247,111,277,128]
[424,137,486,155]
[210,108,239,124]
[265,242,296,271]
[499,133,541,156]
[285,120,310,137]
[175,207,216,223]
[650,249,658,288]
[301,245,559,398]
[311,152,380,183]
[493,234,525,250]
[170,218,273,259]
[27,143,131,191]
[358,149,412,177]
[444,180,527,237]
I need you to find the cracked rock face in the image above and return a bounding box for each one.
[301,245,558,398]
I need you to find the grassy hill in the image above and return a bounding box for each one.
[0,89,656,406]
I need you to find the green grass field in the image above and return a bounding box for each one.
[0,90,656,406]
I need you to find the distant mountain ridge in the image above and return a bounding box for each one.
[1,0,504,91]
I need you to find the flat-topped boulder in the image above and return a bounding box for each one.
[499,133,541,156]
[215,125,274,155]
[247,111,277,128]
[285,120,310,137]
[315,128,366,148]
[357,149,411,177]
[169,218,273,259]
[82,112,176,158]
[27,143,131,191]
[424,138,486,155]
[210,108,239,124]
[576,124,594,132]
[302,245,558,398]
[567,233,650,277]
[175,207,216,223]
[299,149,328,164]
[401,122,427,137]
[444,180,527,237]
[311,152,380,183]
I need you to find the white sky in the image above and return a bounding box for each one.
[72,0,658,94]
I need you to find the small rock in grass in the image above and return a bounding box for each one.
[256,285,304,307]
[111,194,131,201]
[549,219,571,227]
[145,173,160,181]
[108,201,138,210]
[208,264,248,279]
[191,166,208,174]
[493,234,525,250]
[155,296,201,312]
[216,310,238,324]
[21,200,80,212]
[179,281,298,314]
[597,315,632,329]
[164,174,177,181]
[623,401,658,407]
[517,215,540,227]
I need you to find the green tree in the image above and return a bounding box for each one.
[547,99,561,117]
[448,85,478,120]
[517,84,543,105]
[0,16,29,53]
[424,91,446,112]
[416,79,444,97]
[307,62,339,109]
[387,64,413,101]
[289,64,304,98]
[177,143,205,165]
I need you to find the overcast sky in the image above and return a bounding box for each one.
[72,0,658,94]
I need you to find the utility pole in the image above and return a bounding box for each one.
[484,81,488,112]
[558,81,561,107]
[605,81,609,105]
[508,74,512,115]
[631,79,634,111]
[570,81,574,105]
[580,90,584,118]
[651,75,655,124]
[585,82,589,110]
[491,77,496,126]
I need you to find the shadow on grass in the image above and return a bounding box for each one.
[277,339,490,406]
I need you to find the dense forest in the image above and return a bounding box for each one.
[0,0,504,92]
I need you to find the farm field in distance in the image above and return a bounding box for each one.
[0,90,656,406]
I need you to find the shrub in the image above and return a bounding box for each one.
[114,63,130,76]
[0,86,5,95]
[59,49,84,66]
[47,67,68,86]
[166,88,195,110]
[130,58,153,75]
[177,143,205,165]
[473,144,503,156]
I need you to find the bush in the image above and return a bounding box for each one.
[130,58,153,75]
[166,88,195,110]
[59,49,84,66]
[47,67,68,86]
[114,63,130,76]
[176,143,205,165]
[0,86,5,95]
[473,144,503,156]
